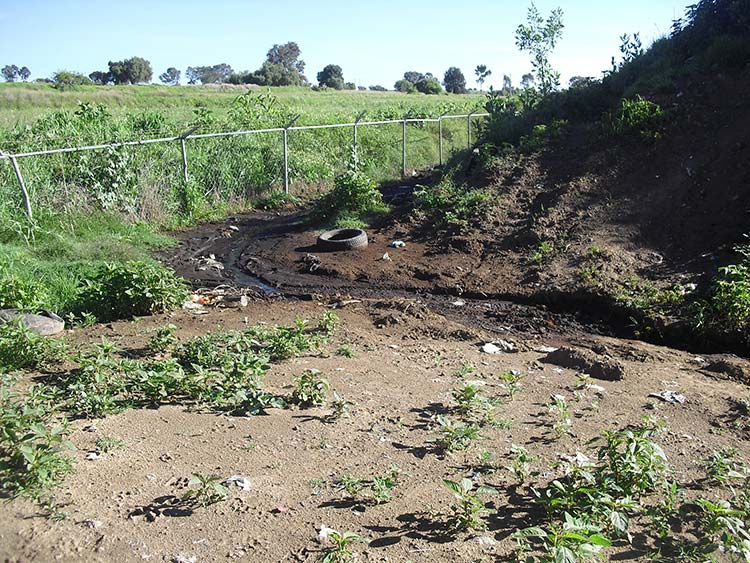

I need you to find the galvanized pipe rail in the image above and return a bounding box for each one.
[0,112,489,219]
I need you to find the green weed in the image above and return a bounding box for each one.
[0,320,67,371]
[442,477,498,533]
[432,414,482,452]
[291,370,330,407]
[183,473,228,507]
[320,530,364,563]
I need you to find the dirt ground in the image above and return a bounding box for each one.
[2,285,750,562]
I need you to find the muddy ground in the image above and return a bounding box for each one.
[2,207,750,562]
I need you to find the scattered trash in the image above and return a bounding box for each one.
[560,452,594,467]
[473,536,497,546]
[481,340,516,354]
[192,254,224,271]
[302,254,321,273]
[382,252,392,261]
[648,390,686,404]
[389,240,406,248]
[535,345,559,353]
[317,525,338,544]
[182,301,208,315]
[451,299,466,307]
[82,519,103,529]
[83,423,97,433]
[226,475,251,491]
[172,556,197,563]
[330,299,362,309]
[271,505,287,514]
[86,452,100,461]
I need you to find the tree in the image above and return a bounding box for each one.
[18,66,30,81]
[475,64,491,91]
[394,79,416,93]
[108,57,153,84]
[369,85,386,91]
[521,72,535,89]
[262,42,306,85]
[89,71,110,85]
[159,67,181,85]
[185,64,233,84]
[443,67,467,94]
[515,3,564,95]
[403,71,424,84]
[502,74,514,94]
[317,64,345,89]
[2,65,19,82]
[415,75,443,94]
[52,70,92,89]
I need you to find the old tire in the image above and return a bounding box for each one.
[0,309,65,336]
[317,228,368,251]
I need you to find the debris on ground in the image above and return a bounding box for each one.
[317,525,337,545]
[541,346,626,381]
[481,340,517,354]
[382,252,391,261]
[648,390,686,404]
[226,475,251,491]
[302,254,321,273]
[192,254,224,271]
[389,240,406,248]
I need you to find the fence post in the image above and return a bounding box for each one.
[0,150,33,221]
[438,111,449,166]
[402,115,408,177]
[467,112,474,150]
[353,111,366,171]
[283,115,301,194]
[177,125,200,183]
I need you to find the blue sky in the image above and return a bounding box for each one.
[0,0,691,89]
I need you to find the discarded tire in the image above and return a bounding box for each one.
[317,228,368,251]
[0,309,65,336]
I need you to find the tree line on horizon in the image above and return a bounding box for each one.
[1,41,528,95]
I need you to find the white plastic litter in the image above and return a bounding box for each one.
[481,340,516,354]
[226,475,251,491]
[317,525,338,544]
[648,390,686,404]
[389,240,406,248]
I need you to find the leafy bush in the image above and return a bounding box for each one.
[76,260,188,321]
[0,376,74,498]
[414,180,490,235]
[312,170,385,225]
[604,95,664,138]
[0,321,67,371]
[0,272,49,311]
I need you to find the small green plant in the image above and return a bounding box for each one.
[334,466,400,504]
[95,435,125,453]
[335,345,355,358]
[148,324,179,354]
[327,392,353,421]
[442,477,497,532]
[257,190,301,210]
[312,170,386,226]
[695,498,750,561]
[514,514,611,563]
[77,261,188,322]
[320,530,364,563]
[455,362,475,378]
[451,383,497,425]
[335,474,365,496]
[0,377,74,499]
[605,95,664,139]
[0,320,67,371]
[183,473,228,507]
[532,240,554,267]
[703,448,744,484]
[292,370,330,407]
[318,310,339,337]
[499,370,525,400]
[548,394,572,436]
[433,415,482,452]
[507,443,532,483]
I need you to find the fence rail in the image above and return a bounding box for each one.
[0,112,490,221]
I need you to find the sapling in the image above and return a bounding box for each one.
[183,473,228,507]
[442,477,498,532]
[499,370,525,400]
[703,447,745,484]
[548,394,572,436]
[320,530,363,563]
[292,370,330,407]
[432,415,482,452]
[327,392,353,421]
[507,444,532,483]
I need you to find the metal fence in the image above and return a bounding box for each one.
[0,112,489,221]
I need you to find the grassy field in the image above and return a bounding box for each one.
[0,83,485,129]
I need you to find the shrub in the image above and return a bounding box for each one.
[0,376,74,498]
[0,272,49,311]
[312,170,385,225]
[414,180,490,235]
[0,321,67,371]
[77,261,188,321]
[604,95,663,138]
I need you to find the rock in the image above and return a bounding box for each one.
[0,309,65,336]
[473,536,497,546]
[542,346,625,381]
